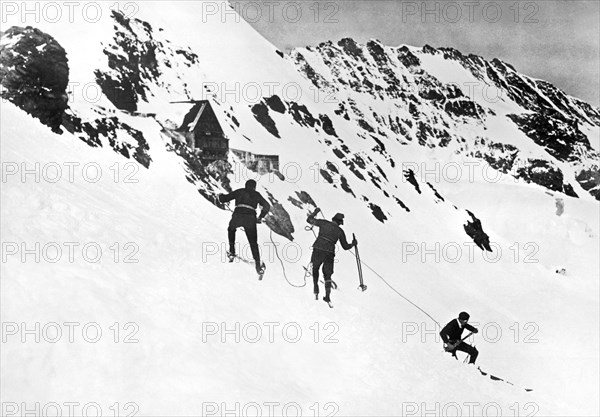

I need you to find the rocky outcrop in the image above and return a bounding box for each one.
[251,102,280,138]
[464,211,492,252]
[0,26,69,133]
[0,24,153,168]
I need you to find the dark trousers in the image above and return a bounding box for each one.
[451,343,479,364]
[311,249,335,298]
[228,213,260,265]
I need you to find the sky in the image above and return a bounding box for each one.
[231,0,600,107]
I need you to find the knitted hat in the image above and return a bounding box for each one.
[458,311,470,321]
[245,180,257,190]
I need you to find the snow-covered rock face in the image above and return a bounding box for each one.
[290,38,600,201]
[0,7,597,246]
[1,8,598,242]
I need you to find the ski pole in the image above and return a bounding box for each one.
[354,234,367,292]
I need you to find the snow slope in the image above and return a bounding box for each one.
[2,104,599,416]
[1,1,599,416]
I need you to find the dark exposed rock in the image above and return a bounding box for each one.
[319,114,338,137]
[0,26,69,133]
[417,122,451,147]
[369,203,387,223]
[264,192,295,241]
[575,168,600,200]
[516,159,578,197]
[287,196,303,209]
[444,100,482,118]
[333,148,346,160]
[508,113,593,163]
[63,112,152,168]
[334,103,350,120]
[289,102,317,128]
[404,169,422,194]
[469,139,586,198]
[366,40,402,98]
[375,164,388,181]
[338,38,365,60]
[422,44,437,54]
[251,102,280,138]
[427,182,445,202]
[358,119,375,133]
[464,211,492,252]
[395,197,410,212]
[326,161,339,173]
[397,46,421,69]
[320,169,334,184]
[472,141,519,173]
[340,176,356,197]
[265,95,286,113]
[295,191,316,206]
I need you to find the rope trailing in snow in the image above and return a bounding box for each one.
[312,207,441,328]
[273,183,441,328]
[269,229,307,288]
[346,247,441,329]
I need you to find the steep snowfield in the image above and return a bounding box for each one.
[2,1,599,415]
[2,101,599,415]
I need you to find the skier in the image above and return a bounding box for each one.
[307,208,356,305]
[219,180,270,276]
[440,311,479,364]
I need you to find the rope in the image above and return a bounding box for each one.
[314,206,442,329]
[268,183,442,330]
[270,229,306,288]
[347,247,441,329]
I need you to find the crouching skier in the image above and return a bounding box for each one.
[307,208,356,307]
[440,311,479,364]
[219,180,270,277]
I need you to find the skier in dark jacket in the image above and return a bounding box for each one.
[307,208,356,304]
[219,180,270,274]
[440,311,479,364]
